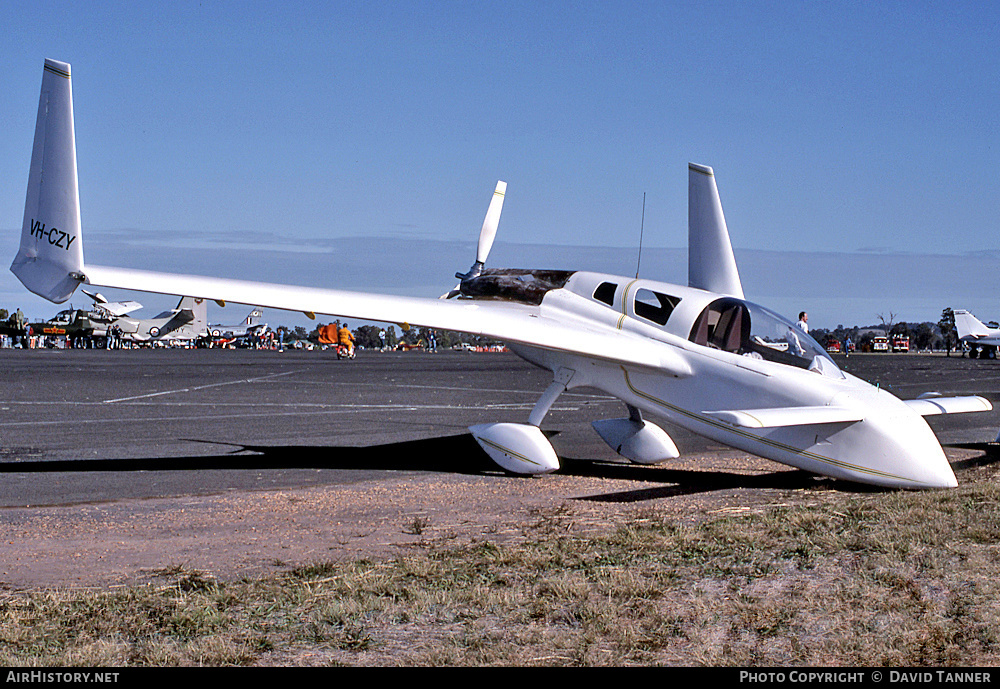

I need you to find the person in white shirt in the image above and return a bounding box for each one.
[796,312,809,334]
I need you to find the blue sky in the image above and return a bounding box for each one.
[2,1,999,330]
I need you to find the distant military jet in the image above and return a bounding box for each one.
[113,295,208,344]
[208,307,267,339]
[32,290,143,340]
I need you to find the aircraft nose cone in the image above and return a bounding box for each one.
[898,434,957,489]
[862,406,957,489]
[828,389,957,489]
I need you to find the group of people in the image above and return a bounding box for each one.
[105,324,125,349]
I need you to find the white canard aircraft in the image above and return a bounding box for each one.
[954,310,1000,359]
[12,59,994,489]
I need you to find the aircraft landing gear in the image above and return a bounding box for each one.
[469,367,574,474]
[967,344,996,359]
[592,405,680,464]
[969,344,997,359]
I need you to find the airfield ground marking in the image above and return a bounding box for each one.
[100,371,301,403]
[0,403,584,428]
[1,368,617,427]
[283,379,616,400]
[97,372,614,405]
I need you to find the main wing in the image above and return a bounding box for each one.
[82,265,692,376]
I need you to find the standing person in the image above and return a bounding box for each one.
[796,312,809,334]
[379,328,386,351]
[14,308,26,348]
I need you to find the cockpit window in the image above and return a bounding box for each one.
[634,289,681,326]
[689,298,749,351]
[593,281,617,306]
[689,297,843,378]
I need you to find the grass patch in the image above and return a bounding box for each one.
[3,476,1000,666]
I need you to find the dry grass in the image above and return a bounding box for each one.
[3,471,1000,666]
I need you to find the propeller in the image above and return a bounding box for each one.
[457,180,507,281]
[442,180,507,299]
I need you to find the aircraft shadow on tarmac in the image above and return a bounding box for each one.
[3,432,991,502]
[945,441,1000,473]
[0,432,848,502]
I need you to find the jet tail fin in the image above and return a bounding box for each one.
[174,296,208,325]
[688,163,744,299]
[243,308,262,326]
[954,310,994,340]
[11,59,85,303]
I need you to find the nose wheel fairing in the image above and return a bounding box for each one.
[592,405,680,464]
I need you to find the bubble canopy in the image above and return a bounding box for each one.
[688,297,843,378]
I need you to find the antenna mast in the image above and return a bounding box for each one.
[635,192,646,279]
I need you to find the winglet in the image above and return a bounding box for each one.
[11,58,85,303]
[688,163,744,299]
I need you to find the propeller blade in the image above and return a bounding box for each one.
[477,180,506,265]
[456,180,507,282]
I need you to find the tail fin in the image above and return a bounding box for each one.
[191,297,208,327]
[687,163,744,299]
[176,296,208,323]
[243,308,262,326]
[11,59,84,303]
[954,309,994,340]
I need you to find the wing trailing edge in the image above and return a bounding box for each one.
[9,58,690,380]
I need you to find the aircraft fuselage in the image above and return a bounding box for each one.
[488,269,957,489]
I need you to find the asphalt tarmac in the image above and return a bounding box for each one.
[0,348,634,508]
[2,347,999,509]
[4,347,1000,589]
